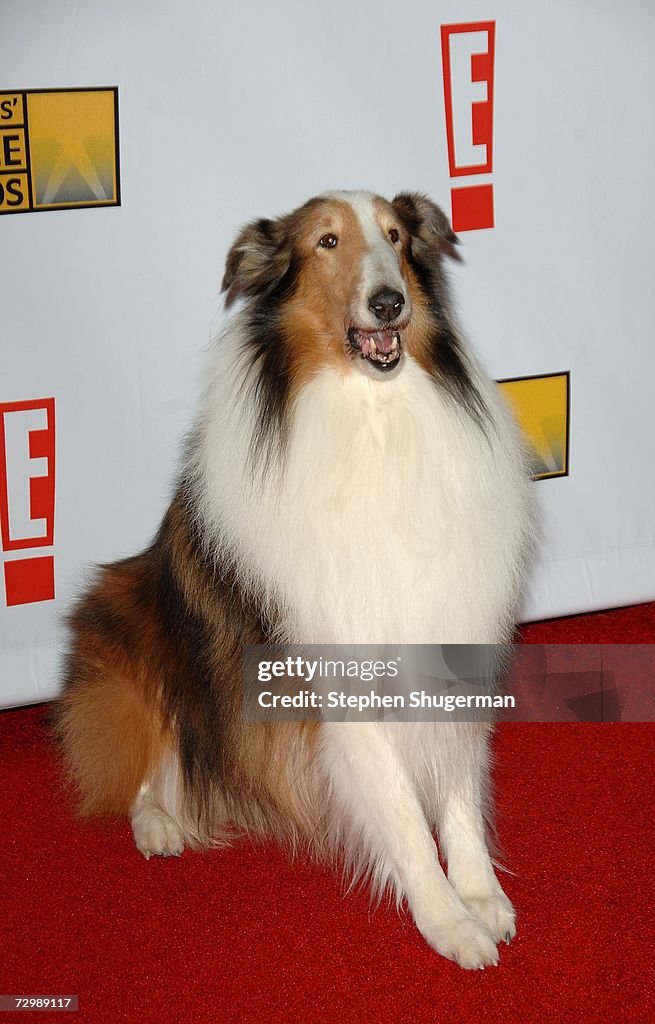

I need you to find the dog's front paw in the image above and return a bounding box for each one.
[465,893,516,945]
[418,913,499,970]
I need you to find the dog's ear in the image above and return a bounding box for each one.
[391,192,458,256]
[221,217,292,307]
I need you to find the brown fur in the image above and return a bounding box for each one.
[277,200,370,385]
[55,555,168,817]
[54,493,322,849]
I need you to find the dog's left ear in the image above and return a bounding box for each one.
[221,217,291,307]
[391,192,459,255]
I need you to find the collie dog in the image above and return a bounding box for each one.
[56,191,533,969]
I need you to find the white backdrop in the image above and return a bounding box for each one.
[2,0,654,707]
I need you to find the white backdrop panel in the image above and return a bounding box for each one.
[1,0,654,706]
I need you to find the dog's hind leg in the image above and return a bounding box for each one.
[321,722,499,969]
[437,724,516,944]
[130,750,195,859]
[131,784,186,859]
[131,782,185,856]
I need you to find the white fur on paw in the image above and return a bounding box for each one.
[131,807,185,859]
[465,894,516,945]
[419,914,499,970]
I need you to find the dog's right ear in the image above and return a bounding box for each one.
[221,217,291,307]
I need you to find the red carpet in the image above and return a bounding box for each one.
[2,603,654,1022]
[520,600,655,644]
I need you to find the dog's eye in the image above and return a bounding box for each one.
[389,228,400,244]
[318,234,338,249]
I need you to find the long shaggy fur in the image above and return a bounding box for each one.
[55,190,533,969]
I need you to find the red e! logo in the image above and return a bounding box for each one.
[0,398,56,606]
[440,21,496,232]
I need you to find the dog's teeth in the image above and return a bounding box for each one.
[391,334,399,350]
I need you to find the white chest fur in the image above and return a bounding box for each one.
[196,338,532,644]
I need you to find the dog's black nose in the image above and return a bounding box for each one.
[368,288,405,323]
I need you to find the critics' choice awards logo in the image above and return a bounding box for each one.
[499,372,570,480]
[0,87,120,215]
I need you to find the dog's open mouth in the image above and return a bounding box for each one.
[348,327,402,371]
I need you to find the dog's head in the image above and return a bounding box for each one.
[221,190,458,379]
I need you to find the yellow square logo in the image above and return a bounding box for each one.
[499,372,570,480]
[0,88,120,215]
